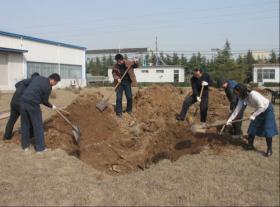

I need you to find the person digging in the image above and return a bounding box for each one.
[112,54,138,118]
[217,78,246,139]
[176,68,212,126]
[20,73,61,153]
[3,72,40,140]
[226,84,278,157]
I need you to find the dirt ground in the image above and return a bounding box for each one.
[0,86,279,206]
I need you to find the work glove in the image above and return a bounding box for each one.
[226,119,232,126]
[196,97,201,102]
[202,81,208,86]
[52,105,57,110]
[250,115,256,121]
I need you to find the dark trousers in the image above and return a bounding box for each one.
[231,107,245,135]
[179,95,208,122]
[116,81,132,115]
[3,104,20,139]
[20,102,45,151]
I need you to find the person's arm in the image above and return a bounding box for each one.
[42,88,53,108]
[191,77,199,97]
[226,99,244,124]
[227,88,238,110]
[251,92,269,118]
[112,64,121,81]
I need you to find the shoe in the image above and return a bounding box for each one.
[231,134,242,139]
[36,148,48,154]
[116,114,122,118]
[265,148,272,157]
[126,111,132,115]
[176,114,184,121]
[244,144,254,150]
[23,148,30,152]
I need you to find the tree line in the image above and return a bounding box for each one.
[86,40,279,83]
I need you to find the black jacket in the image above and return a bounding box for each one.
[21,76,52,108]
[10,78,32,110]
[191,73,212,97]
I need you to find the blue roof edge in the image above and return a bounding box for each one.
[0,31,86,50]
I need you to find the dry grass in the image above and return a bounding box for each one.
[0,87,279,206]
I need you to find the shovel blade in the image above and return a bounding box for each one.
[72,126,81,143]
[190,124,207,134]
[96,99,109,112]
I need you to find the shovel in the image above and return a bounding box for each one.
[96,66,130,112]
[55,109,81,142]
[191,118,249,134]
[186,85,205,124]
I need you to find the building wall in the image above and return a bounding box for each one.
[0,34,86,90]
[253,65,280,84]
[108,67,185,83]
[8,53,24,89]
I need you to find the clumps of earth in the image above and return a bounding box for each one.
[9,85,248,175]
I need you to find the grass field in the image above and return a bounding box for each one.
[0,87,279,206]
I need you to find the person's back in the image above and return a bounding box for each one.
[21,76,51,106]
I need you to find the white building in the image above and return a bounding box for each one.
[253,64,280,85]
[86,48,148,62]
[108,66,185,83]
[0,31,86,91]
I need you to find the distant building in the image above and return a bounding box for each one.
[253,64,280,84]
[252,50,270,60]
[108,66,185,83]
[0,31,86,90]
[86,48,148,62]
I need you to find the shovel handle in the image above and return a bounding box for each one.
[219,118,250,135]
[55,109,76,129]
[194,85,205,116]
[107,66,131,100]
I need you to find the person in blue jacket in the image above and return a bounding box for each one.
[218,78,245,139]
[20,73,60,153]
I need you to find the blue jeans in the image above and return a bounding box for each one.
[116,81,132,115]
[20,101,45,151]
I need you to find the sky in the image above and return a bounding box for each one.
[0,0,279,53]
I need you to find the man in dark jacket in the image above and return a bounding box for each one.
[218,78,245,138]
[3,72,40,140]
[112,54,138,117]
[20,73,60,152]
[176,68,212,124]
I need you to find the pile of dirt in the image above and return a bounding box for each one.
[10,85,246,175]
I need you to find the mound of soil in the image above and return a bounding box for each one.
[9,85,246,175]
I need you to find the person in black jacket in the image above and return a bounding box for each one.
[176,68,212,124]
[20,73,60,152]
[217,78,245,138]
[3,72,40,140]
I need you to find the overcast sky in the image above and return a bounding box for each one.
[0,0,279,52]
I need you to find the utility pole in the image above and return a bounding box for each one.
[155,36,160,66]
[155,36,166,66]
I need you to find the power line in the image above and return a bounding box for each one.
[24,8,278,37]
[42,15,278,40]
[3,0,277,31]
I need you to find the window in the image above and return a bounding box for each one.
[262,69,275,79]
[27,62,59,78]
[156,70,164,73]
[141,70,149,73]
[27,62,82,79]
[60,64,82,79]
[174,70,179,74]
